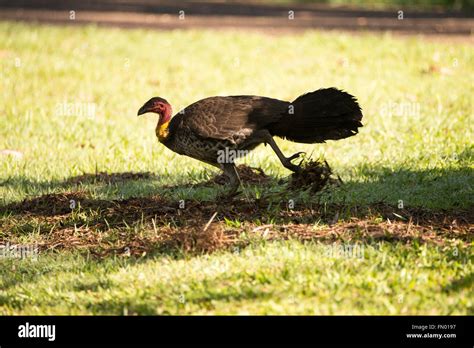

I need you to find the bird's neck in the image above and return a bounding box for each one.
[156,120,170,142]
[155,105,172,142]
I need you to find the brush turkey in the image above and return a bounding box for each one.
[138,88,363,193]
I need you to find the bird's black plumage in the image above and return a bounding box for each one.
[138,88,363,192]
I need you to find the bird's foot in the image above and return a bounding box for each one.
[287,151,306,162]
[283,151,306,172]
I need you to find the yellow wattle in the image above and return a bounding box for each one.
[156,121,170,142]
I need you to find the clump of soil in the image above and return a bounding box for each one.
[289,160,341,192]
[213,165,269,185]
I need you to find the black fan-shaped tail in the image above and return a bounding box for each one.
[270,88,363,143]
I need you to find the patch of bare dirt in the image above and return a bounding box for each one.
[1,2,473,38]
[6,192,92,216]
[2,190,473,228]
[4,220,238,258]
[0,189,472,258]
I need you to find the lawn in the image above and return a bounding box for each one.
[0,21,472,315]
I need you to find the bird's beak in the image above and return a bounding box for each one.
[137,105,148,116]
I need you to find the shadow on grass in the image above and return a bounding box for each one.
[443,272,474,293]
[93,288,272,315]
[0,164,472,262]
[1,163,472,215]
[3,0,472,19]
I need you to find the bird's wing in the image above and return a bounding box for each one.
[175,96,289,143]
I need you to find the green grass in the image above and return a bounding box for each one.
[1,241,472,315]
[0,22,473,315]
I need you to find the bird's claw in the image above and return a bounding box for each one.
[284,151,306,172]
[287,151,306,162]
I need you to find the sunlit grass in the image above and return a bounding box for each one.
[0,22,472,315]
[1,22,472,207]
[1,241,472,315]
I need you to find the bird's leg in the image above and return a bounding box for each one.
[263,132,305,172]
[221,162,241,195]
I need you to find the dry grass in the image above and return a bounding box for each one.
[1,182,471,259]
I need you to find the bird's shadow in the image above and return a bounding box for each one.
[1,163,473,226]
